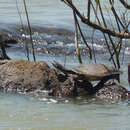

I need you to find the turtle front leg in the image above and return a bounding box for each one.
[76,79,94,95]
[92,73,120,94]
[73,73,119,95]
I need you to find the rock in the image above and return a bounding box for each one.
[96,82,130,101]
[0,60,61,96]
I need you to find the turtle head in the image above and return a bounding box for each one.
[112,72,120,83]
[128,64,130,85]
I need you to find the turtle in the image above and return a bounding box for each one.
[52,61,120,95]
[52,61,120,81]
[0,35,17,60]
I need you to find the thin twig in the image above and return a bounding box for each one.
[91,1,117,68]
[23,0,36,61]
[16,0,30,61]
[74,13,92,59]
[73,10,82,64]
[63,0,130,38]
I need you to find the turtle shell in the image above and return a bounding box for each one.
[72,64,119,81]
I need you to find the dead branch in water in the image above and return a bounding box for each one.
[62,0,130,69]
[62,0,130,39]
[73,10,82,64]
[23,0,36,61]
[119,0,130,9]
[16,0,30,61]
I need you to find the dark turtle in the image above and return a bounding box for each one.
[52,61,120,95]
[71,63,119,81]
[0,35,17,60]
[52,61,120,81]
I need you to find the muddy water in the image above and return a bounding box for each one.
[0,0,130,130]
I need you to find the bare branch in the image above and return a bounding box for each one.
[87,0,91,22]
[62,0,130,39]
[119,0,130,9]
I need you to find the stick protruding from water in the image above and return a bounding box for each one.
[23,0,36,62]
[128,63,130,85]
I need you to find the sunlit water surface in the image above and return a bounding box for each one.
[0,0,130,129]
